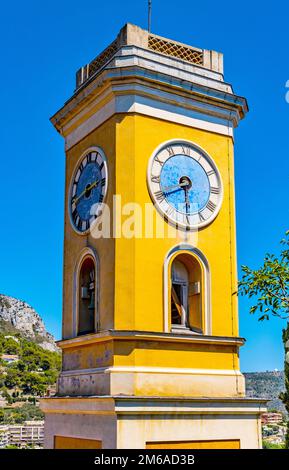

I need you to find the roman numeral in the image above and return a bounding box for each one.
[181,146,190,156]
[206,170,215,177]
[72,208,77,221]
[210,186,220,194]
[101,178,106,187]
[151,175,160,184]
[99,194,104,203]
[99,161,104,171]
[75,170,81,182]
[154,190,165,202]
[166,206,174,216]
[154,156,164,166]
[199,212,205,222]
[167,146,174,156]
[206,200,216,212]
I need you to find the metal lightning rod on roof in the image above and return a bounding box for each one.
[148,0,152,32]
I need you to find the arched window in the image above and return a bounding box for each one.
[165,247,210,335]
[78,256,96,336]
[171,259,189,327]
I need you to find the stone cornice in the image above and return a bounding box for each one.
[40,395,267,416]
[51,45,248,137]
[57,329,245,350]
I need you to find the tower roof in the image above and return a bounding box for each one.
[76,23,224,90]
[51,23,248,142]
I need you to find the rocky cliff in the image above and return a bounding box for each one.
[0,294,58,352]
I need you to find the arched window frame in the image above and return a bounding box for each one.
[73,247,99,337]
[164,244,211,335]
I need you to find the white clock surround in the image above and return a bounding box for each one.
[147,140,223,230]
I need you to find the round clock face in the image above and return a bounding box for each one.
[69,148,108,234]
[148,141,223,229]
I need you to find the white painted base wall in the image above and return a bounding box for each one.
[40,396,266,449]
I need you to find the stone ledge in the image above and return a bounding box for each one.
[57,329,246,349]
[40,395,268,416]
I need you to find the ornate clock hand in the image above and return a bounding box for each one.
[184,186,190,214]
[72,179,99,204]
[180,176,191,215]
[161,181,187,193]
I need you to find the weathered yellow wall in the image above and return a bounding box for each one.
[62,341,114,370]
[114,114,238,338]
[62,111,240,380]
[63,118,117,339]
[113,340,238,370]
[61,339,239,372]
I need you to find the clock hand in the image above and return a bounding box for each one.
[183,182,190,214]
[161,181,187,193]
[72,179,99,204]
[184,186,190,214]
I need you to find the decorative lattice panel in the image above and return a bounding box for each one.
[148,35,203,65]
[88,39,118,78]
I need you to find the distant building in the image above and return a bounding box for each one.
[262,412,283,425]
[1,354,19,364]
[0,421,44,448]
[9,421,44,447]
[0,426,9,448]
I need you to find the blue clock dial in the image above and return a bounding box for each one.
[70,149,107,233]
[160,155,210,214]
[148,142,222,229]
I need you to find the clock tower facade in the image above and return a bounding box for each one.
[41,24,266,449]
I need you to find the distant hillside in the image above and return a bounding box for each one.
[244,371,286,414]
[0,330,61,412]
[0,294,58,352]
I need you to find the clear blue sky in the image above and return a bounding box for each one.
[0,1,288,371]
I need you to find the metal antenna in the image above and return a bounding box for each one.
[148,0,152,32]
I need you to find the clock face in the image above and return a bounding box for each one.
[69,148,108,234]
[148,141,222,229]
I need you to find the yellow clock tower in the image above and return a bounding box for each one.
[41,24,266,449]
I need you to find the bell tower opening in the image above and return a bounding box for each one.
[170,253,203,334]
[78,256,96,336]
[171,259,189,327]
